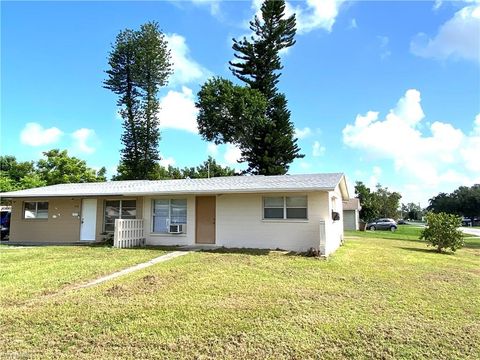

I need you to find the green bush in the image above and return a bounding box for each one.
[420,212,464,253]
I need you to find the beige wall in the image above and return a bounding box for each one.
[9,196,144,243]
[9,197,82,243]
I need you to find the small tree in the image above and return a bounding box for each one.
[420,212,464,253]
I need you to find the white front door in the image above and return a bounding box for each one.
[80,199,97,241]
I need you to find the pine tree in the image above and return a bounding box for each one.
[104,22,171,180]
[228,0,303,174]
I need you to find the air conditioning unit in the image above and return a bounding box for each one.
[168,224,184,234]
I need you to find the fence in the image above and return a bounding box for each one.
[113,219,145,248]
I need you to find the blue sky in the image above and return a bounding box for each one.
[1,0,479,206]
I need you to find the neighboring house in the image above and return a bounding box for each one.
[0,173,349,255]
[343,198,361,231]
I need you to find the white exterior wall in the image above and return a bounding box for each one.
[324,184,344,256]
[143,195,196,246]
[216,192,330,252]
[141,190,344,255]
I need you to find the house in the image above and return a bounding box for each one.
[0,173,349,255]
[342,198,361,231]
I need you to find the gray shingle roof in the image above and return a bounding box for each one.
[0,173,347,198]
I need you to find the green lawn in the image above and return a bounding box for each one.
[1,231,479,359]
[0,245,167,305]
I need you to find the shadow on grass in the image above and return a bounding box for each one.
[397,246,449,255]
[199,247,304,257]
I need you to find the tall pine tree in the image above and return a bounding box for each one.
[104,22,171,180]
[196,0,303,175]
[229,0,303,174]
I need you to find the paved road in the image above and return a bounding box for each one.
[460,227,480,237]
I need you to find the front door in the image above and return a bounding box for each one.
[80,199,97,241]
[196,196,216,244]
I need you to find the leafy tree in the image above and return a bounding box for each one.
[197,0,303,175]
[104,21,172,180]
[401,202,423,220]
[355,181,402,221]
[36,149,106,185]
[420,212,464,253]
[428,185,480,225]
[355,181,379,222]
[145,156,237,180]
[0,156,44,192]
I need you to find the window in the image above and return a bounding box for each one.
[104,200,136,232]
[263,196,307,220]
[152,199,187,233]
[24,201,49,219]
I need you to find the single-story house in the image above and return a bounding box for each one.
[342,198,361,231]
[0,173,349,255]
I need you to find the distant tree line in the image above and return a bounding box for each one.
[354,181,402,222]
[400,202,423,221]
[427,185,480,225]
[1,150,237,194]
[0,150,107,193]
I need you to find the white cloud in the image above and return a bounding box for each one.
[411,3,480,63]
[343,89,480,204]
[159,156,176,168]
[207,142,218,156]
[158,86,199,133]
[368,166,382,189]
[250,0,345,34]
[190,0,222,18]
[433,0,442,11]
[295,127,312,139]
[312,141,325,156]
[20,122,63,147]
[224,143,242,165]
[166,33,211,86]
[71,128,96,154]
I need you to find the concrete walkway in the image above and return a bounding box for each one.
[75,251,191,289]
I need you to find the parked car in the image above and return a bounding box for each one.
[367,218,397,231]
[0,209,11,240]
[397,219,406,225]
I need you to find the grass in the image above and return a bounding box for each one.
[0,245,167,305]
[0,231,479,359]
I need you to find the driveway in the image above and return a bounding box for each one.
[460,227,480,237]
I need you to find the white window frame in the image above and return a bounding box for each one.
[263,196,308,220]
[104,199,137,232]
[151,199,187,234]
[23,201,49,220]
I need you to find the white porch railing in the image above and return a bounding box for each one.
[114,219,145,248]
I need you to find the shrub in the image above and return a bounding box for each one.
[420,212,464,253]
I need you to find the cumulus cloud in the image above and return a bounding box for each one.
[190,0,222,17]
[250,0,345,34]
[295,127,312,139]
[207,142,218,156]
[411,3,480,63]
[159,156,176,168]
[71,128,96,154]
[312,141,325,156]
[224,143,242,165]
[166,33,211,86]
[343,89,480,203]
[20,122,63,146]
[158,86,199,133]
